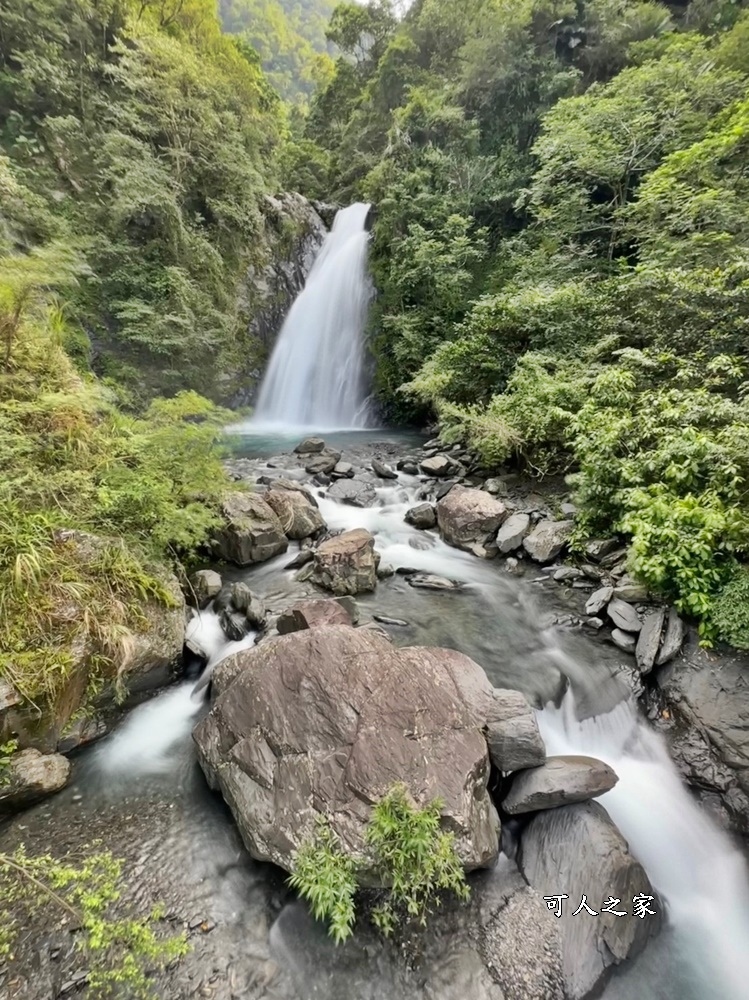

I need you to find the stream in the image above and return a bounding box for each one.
[3,427,748,1000]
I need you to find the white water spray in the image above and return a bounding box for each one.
[254,203,373,430]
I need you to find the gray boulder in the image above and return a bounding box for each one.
[484,689,546,772]
[214,493,288,566]
[523,520,574,563]
[294,437,325,454]
[0,749,71,813]
[437,486,508,553]
[405,502,437,529]
[611,628,636,653]
[496,513,530,554]
[420,454,455,477]
[607,598,641,633]
[327,479,377,508]
[520,801,661,999]
[503,755,618,814]
[311,528,378,595]
[304,449,341,476]
[189,569,222,609]
[230,582,267,628]
[331,461,356,479]
[372,458,397,479]
[277,598,353,634]
[585,586,613,616]
[194,625,500,880]
[264,486,325,540]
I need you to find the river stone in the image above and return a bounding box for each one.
[311,528,378,595]
[520,801,661,999]
[484,689,546,772]
[437,486,508,553]
[0,749,71,813]
[189,569,222,609]
[372,458,397,479]
[294,437,325,454]
[277,599,353,634]
[327,478,377,508]
[636,608,667,674]
[264,487,326,540]
[503,755,618,814]
[585,585,613,616]
[194,625,500,880]
[408,574,461,591]
[420,454,454,477]
[610,628,636,653]
[522,520,574,563]
[304,449,341,476]
[656,607,685,665]
[405,502,437,529]
[230,582,266,628]
[496,512,530,554]
[607,598,641,633]
[214,493,288,566]
[331,461,355,479]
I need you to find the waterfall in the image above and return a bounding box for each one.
[253,202,373,430]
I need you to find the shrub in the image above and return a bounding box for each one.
[288,817,357,945]
[711,567,749,649]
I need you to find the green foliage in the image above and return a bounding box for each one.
[288,786,469,944]
[0,739,18,787]
[288,816,357,944]
[711,566,749,648]
[0,844,188,996]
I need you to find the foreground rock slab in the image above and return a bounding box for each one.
[194,625,500,881]
[0,749,71,813]
[503,755,618,814]
[311,528,378,595]
[437,486,507,553]
[520,801,661,999]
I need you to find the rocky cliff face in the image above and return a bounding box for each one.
[225,192,329,407]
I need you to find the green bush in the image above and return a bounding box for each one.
[288,817,357,944]
[711,567,749,649]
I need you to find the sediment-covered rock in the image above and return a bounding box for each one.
[311,528,378,595]
[437,486,508,553]
[214,493,288,566]
[194,625,500,880]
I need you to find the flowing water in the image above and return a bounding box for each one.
[253,203,374,430]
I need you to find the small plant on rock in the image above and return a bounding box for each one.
[0,738,17,787]
[288,816,357,944]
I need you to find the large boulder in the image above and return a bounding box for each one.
[502,755,618,814]
[327,479,377,508]
[520,801,661,999]
[0,749,71,813]
[311,529,379,595]
[484,689,546,772]
[264,486,326,540]
[214,493,288,566]
[437,487,508,553]
[193,625,500,881]
[522,520,574,563]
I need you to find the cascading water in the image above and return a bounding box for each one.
[253,202,373,430]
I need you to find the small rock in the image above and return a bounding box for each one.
[484,477,508,496]
[600,547,628,568]
[398,461,419,475]
[560,502,577,517]
[607,598,641,633]
[504,557,522,575]
[496,512,531,554]
[220,610,251,642]
[584,617,605,630]
[636,608,667,674]
[437,486,508,552]
[610,627,636,652]
[503,755,618,814]
[523,520,574,563]
[189,569,222,609]
[405,503,437,529]
[0,678,22,712]
[327,479,377,508]
[420,454,455,477]
[408,574,460,591]
[373,615,409,627]
[553,566,582,582]
[585,586,613,616]
[584,538,620,562]
[376,563,395,578]
[304,450,341,476]
[294,438,326,454]
[311,529,378,595]
[312,473,331,486]
[372,458,397,479]
[580,563,604,581]
[656,608,686,665]
[331,462,356,479]
[285,548,314,570]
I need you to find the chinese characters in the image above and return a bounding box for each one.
[543,894,657,918]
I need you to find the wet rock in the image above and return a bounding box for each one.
[373,615,409,627]
[371,458,397,479]
[189,569,222,609]
[0,749,71,813]
[331,462,355,479]
[420,454,455,477]
[636,608,666,674]
[276,599,353,634]
[304,450,341,476]
[585,586,613,616]
[327,479,377,508]
[656,608,685,665]
[220,610,251,642]
[520,801,661,999]
[211,584,234,614]
[485,689,546,773]
[408,574,461,591]
[194,625,500,879]
[264,486,325,540]
[312,472,331,486]
[376,563,395,579]
[230,583,266,628]
[214,493,288,566]
[607,598,641,633]
[610,628,636,653]
[522,520,574,564]
[496,512,531,554]
[311,528,378,595]
[285,548,314,570]
[504,755,618,814]
[437,486,508,554]
[405,502,437,529]
[584,538,620,562]
[293,437,325,454]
